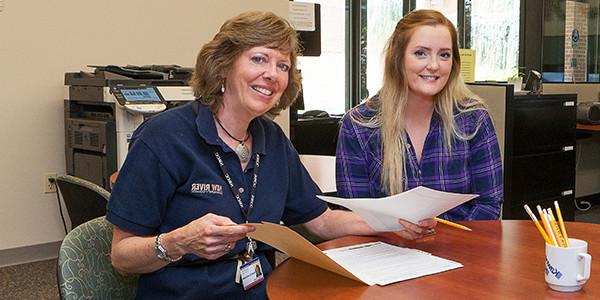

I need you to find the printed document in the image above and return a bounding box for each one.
[248,222,463,286]
[324,241,463,286]
[318,186,478,231]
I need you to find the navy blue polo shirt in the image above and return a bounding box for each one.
[106,102,327,299]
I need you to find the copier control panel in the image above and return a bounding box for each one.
[110,86,167,114]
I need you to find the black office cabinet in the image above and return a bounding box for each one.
[503,93,577,220]
[290,117,341,155]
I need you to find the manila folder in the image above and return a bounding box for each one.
[248,222,366,284]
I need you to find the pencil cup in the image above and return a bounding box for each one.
[545,238,592,292]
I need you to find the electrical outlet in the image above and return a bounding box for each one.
[43,173,58,193]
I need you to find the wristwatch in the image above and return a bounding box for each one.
[155,233,181,263]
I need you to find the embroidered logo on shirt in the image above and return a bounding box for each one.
[191,183,223,195]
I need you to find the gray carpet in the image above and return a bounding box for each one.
[574,202,600,224]
[0,259,59,300]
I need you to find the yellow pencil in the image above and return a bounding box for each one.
[544,209,562,247]
[435,217,472,231]
[523,205,551,244]
[541,209,557,246]
[554,201,570,247]
[548,209,567,247]
[537,205,554,246]
[548,209,568,247]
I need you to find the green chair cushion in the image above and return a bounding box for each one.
[58,216,138,300]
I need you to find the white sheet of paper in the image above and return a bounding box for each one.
[318,186,478,231]
[323,241,463,286]
[288,2,315,31]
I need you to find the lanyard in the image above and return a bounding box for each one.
[213,151,260,221]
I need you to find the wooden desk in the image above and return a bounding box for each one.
[577,123,600,132]
[109,171,119,190]
[267,221,599,299]
[577,123,600,134]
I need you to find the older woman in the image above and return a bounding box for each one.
[107,11,435,299]
[336,9,503,222]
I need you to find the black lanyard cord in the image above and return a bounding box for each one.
[214,151,260,221]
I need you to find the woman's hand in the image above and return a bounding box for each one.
[393,218,437,240]
[111,213,255,274]
[174,213,255,260]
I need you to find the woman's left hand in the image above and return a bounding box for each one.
[393,218,437,240]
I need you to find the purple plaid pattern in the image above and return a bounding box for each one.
[336,101,503,221]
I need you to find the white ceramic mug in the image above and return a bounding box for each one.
[545,238,592,292]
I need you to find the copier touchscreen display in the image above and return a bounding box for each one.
[111,86,165,106]
[120,87,161,103]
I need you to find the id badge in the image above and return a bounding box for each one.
[239,257,264,290]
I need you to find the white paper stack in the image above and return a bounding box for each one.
[324,241,463,286]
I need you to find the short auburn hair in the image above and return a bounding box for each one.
[189,11,302,117]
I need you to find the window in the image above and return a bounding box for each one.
[355,0,520,101]
[543,0,600,82]
[360,0,404,101]
[415,0,458,25]
[297,0,347,115]
[296,0,523,114]
[468,0,520,81]
[415,0,520,82]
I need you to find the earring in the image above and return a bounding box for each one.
[220,82,225,94]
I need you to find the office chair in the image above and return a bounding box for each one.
[53,174,110,231]
[299,155,337,195]
[58,216,138,300]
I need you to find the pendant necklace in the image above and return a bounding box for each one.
[214,116,251,163]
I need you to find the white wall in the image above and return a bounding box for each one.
[0,0,288,253]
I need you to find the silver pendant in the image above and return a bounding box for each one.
[246,239,257,253]
[242,239,257,262]
[235,142,250,163]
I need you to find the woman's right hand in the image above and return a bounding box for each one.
[111,213,255,274]
[173,213,256,260]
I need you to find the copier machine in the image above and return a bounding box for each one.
[64,65,195,189]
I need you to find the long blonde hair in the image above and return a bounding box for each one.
[352,9,485,195]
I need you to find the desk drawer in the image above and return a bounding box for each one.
[508,151,575,204]
[511,98,576,155]
[503,194,575,221]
